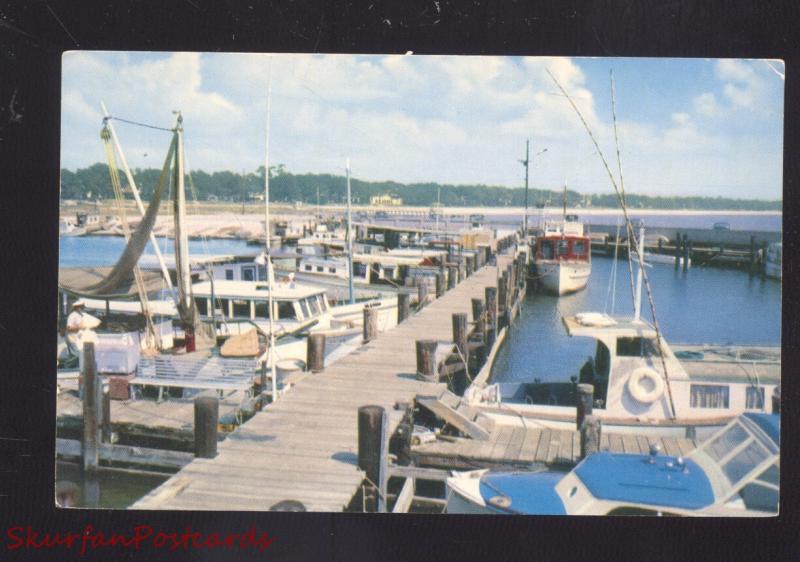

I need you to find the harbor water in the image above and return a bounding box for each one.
[492,254,781,384]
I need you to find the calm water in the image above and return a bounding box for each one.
[492,255,782,384]
[55,462,168,508]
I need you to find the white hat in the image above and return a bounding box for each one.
[72,299,86,308]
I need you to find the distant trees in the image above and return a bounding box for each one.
[59,163,783,211]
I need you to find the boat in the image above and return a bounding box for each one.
[644,251,691,268]
[446,412,779,516]
[59,217,87,237]
[532,214,592,295]
[764,242,781,280]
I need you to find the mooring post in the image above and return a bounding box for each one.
[363,305,379,343]
[101,382,111,443]
[358,405,387,512]
[674,231,682,269]
[194,396,219,459]
[416,339,438,381]
[576,383,594,430]
[580,415,601,460]
[497,273,508,329]
[452,313,469,366]
[772,385,780,414]
[761,241,769,278]
[418,280,429,310]
[435,271,444,298]
[307,333,326,373]
[471,298,485,335]
[485,286,497,350]
[448,265,458,289]
[683,238,691,272]
[82,341,99,474]
[398,292,410,324]
[749,235,757,275]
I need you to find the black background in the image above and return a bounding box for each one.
[0,1,797,560]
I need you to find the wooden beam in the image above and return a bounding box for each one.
[391,477,415,513]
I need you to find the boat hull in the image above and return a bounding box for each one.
[535,261,591,295]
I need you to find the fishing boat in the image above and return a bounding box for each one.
[764,242,781,280]
[59,217,87,237]
[446,412,779,516]
[532,213,592,295]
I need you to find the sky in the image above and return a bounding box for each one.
[61,53,785,200]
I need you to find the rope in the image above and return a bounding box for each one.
[547,68,678,420]
[105,115,174,132]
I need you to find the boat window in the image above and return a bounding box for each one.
[354,263,368,277]
[195,298,208,316]
[746,386,765,410]
[329,267,336,274]
[307,297,320,315]
[242,267,255,282]
[317,266,324,273]
[557,240,569,256]
[216,298,230,317]
[723,440,770,484]
[305,264,313,271]
[254,301,271,319]
[757,462,779,487]
[705,423,748,462]
[232,299,250,317]
[384,266,395,278]
[298,299,310,318]
[320,295,329,311]
[258,265,267,281]
[278,301,297,320]
[690,384,730,409]
[572,240,586,256]
[225,269,234,280]
[539,240,554,259]
[616,337,661,357]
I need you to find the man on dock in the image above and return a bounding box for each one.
[65,300,99,370]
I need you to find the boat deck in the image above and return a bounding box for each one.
[673,344,781,384]
[132,254,515,511]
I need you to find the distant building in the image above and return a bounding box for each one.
[370,193,402,206]
[249,192,265,202]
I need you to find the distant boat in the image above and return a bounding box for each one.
[446,413,779,516]
[644,251,691,268]
[532,214,592,295]
[764,242,781,280]
[59,217,86,237]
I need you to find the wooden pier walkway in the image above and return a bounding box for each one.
[133,255,515,511]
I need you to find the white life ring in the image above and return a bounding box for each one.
[627,368,664,404]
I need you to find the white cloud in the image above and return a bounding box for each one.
[692,92,720,117]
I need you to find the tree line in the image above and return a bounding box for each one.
[59,163,782,211]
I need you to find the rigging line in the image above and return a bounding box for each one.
[105,115,174,133]
[610,71,638,313]
[610,220,621,315]
[546,68,677,420]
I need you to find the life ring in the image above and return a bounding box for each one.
[627,368,664,404]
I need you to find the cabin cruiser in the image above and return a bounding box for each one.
[446,413,779,516]
[532,215,591,295]
[465,312,780,438]
[59,217,87,237]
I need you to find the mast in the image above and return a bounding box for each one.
[346,158,355,304]
[100,102,173,291]
[172,111,197,352]
[633,225,645,321]
[562,181,567,222]
[263,61,278,401]
[435,186,441,233]
[521,138,529,240]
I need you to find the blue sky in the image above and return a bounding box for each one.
[61,53,784,200]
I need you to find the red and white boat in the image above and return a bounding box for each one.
[533,214,591,295]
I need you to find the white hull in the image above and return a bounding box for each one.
[535,261,591,295]
[644,252,691,268]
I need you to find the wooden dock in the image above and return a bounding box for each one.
[133,253,518,511]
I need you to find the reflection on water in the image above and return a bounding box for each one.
[493,255,781,384]
[55,462,169,509]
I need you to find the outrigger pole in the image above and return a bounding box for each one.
[263,59,279,401]
[346,158,355,305]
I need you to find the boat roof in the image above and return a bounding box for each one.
[191,280,326,300]
[480,472,567,515]
[743,413,780,446]
[562,314,658,339]
[575,452,716,510]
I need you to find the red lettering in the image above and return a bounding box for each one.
[132,524,153,549]
[203,532,222,549]
[25,526,42,549]
[239,525,256,548]
[80,525,93,557]
[6,526,24,550]
[257,532,277,551]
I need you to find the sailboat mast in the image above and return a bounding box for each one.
[264,62,278,400]
[633,226,645,321]
[173,112,192,317]
[346,158,355,304]
[522,138,529,240]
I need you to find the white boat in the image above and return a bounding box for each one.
[59,217,87,237]
[532,215,591,295]
[466,311,780,437]
[644,251,691,268]
[446,413,779,516]
[764,242,781,280]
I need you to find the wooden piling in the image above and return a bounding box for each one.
[418,281,428,310]
[749,235,757,275]
[397,293,410,324]
[772,385,780,414]
[358,405,387,512]
[307,333,326,373]
[435,271,444,298]
[498,274,508,329]
[452,313,469,364]
[363,305,379,343]
[576,383,594,430]
[81,341,99,474]
[416,339,438,381]
[471,298,485,335]
[683,238,691,272]
[674,232,682,269]
[448,265,458,289]
[101,382,111,443]
[580,415,601,459]
[194,396,219,459]
[485,287,498,350]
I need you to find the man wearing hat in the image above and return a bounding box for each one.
[65,300,100,367]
